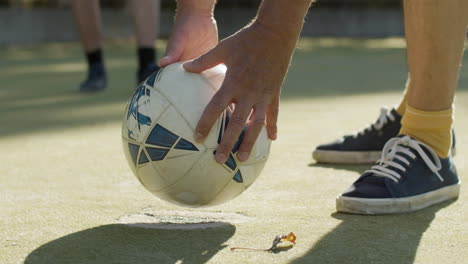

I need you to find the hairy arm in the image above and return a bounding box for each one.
[185,0,313,163]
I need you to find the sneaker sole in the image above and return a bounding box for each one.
[336,183,460,215]
[312,150,382,164]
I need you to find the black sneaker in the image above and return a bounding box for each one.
[312,107,456,164]
[336,136,460,214]
[137,62,160,85]
[79,62,106,92]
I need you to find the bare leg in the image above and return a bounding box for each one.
[405,0,468,111]
[130,0,160,83]
[71,0,102,53]
[71,0,106,92]
[401,0,468,157]
[395,75,410,115]
[129,0,160,48]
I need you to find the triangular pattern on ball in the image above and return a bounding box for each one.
[146,124,179,148]
[138,149,150,165]
[233,170,243,183]
[146,147,170,161]
[174,138,199,151]
[225,154,237,171]
[128,143,140,166]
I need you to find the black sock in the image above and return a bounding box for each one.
[86,49,103,66]
[137,47,156,70]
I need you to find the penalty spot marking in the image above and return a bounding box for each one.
[117,210,253,230]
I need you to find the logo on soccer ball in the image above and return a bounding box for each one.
[127,84,152,140]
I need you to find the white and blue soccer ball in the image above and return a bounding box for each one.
[122,63,271,207]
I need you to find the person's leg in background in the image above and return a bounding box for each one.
[130,0,161,84]
[336,0,468,214]
[72,0,107,92]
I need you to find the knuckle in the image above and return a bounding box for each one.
[266,123,277,130]
[229,116,245,130]
[252,117,266,128]
[195,54,207,64]
[196,124,209,135]
[209,100,225,113]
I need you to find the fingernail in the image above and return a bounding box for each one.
[158,56,170,67]
[183,60,194,70]
[215,153,226,164]
[194,132,204,143]
[269,133,277,140]
[238,152,249,162]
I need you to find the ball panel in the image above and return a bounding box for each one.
[157,151,234,207]
[136,161,168,193]
[239,162,267,190]
[151,148,201,190]
[155,64,214,128]
[207,177,245,206]
[154,64,225,149]
[151,105,208,152]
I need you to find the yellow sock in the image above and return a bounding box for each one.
[400,105,453,158]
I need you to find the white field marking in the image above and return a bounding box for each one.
[117,210,253,230]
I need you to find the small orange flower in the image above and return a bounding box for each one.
[281,232,297,244]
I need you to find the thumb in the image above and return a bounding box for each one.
[158,55,175,67]
[183,44,225,73]
[158,36,184,67]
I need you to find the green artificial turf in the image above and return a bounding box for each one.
[1,38,467,264]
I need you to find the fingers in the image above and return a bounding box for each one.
[215,103,252,164]
[194,87,232,143]
[158,55,175,67]
[158,35,184,67]
[237,104,267,162]
[183,43,225,73]
[266,92,279,140]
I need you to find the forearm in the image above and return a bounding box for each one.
[177,0,217,14]
[256,0,313,44]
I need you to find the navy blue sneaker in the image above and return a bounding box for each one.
[79,62,106,92]
[137,62,160,85]
[312,107,456,164]
[336,136,460,214]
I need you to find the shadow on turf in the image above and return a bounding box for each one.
[24,223,235,264]
[290,200,456,264]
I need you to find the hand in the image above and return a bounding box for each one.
[159,8,218,66]
[184,21,297,164]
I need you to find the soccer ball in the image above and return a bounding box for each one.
[122,62,271,207]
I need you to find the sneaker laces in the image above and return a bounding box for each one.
[365,136,443,183]
[354,107,395,138]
